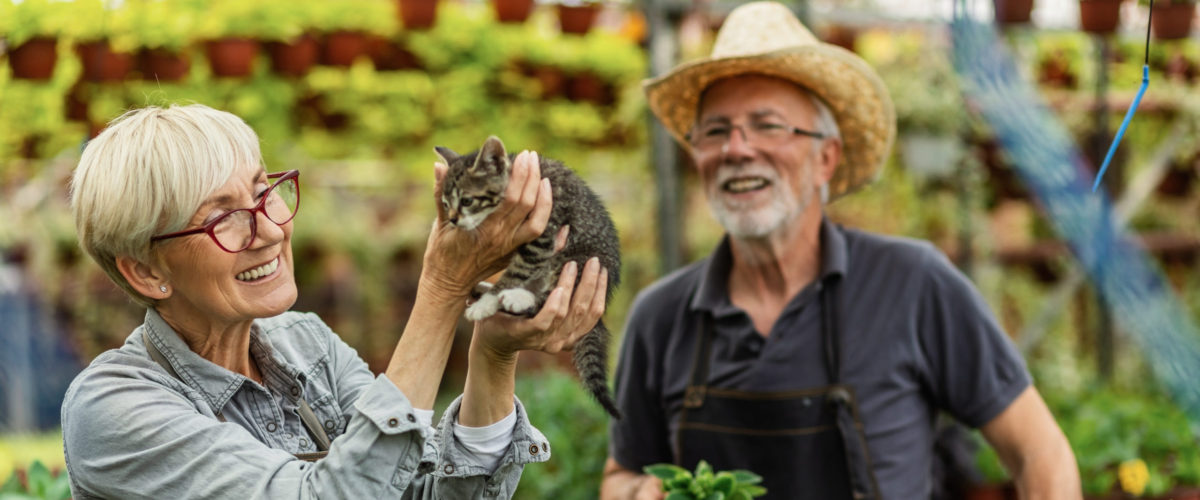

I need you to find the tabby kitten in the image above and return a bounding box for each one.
[436,136,622,419]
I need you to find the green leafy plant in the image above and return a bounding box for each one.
[310,0,397,36]
[122,0,201,51]
[0,0,74,46]
[0,460,71,500]
[644,461,767,500]
[513,369,610,500]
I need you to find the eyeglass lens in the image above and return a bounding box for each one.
[211,177,298,252]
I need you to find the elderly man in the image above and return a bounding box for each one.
[602,2,1080,499]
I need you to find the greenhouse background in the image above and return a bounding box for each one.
[2,0,1200,497]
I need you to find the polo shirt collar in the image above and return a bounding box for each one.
[690,217,848,314]
[141,308,306,413]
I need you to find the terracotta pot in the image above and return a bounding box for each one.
[994,0,1034,24]
[76,40,133,82]
[266,35,319,77]
[557,3,601,35]
[493,0,535,23]
[369,36,422,71]
[8,37,58,80]
[321,31,371,67]
[138,48,190,81]
[1079,0,1124,34]
[205,37,259,78]
[566,72,613,105]
[1151,2,1195,40]
[64,84,90,122]
[529,65,567,99]
[397,0,438,30]
[822,24,859,52]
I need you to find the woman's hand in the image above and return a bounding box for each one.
[422,151,552,300]
[474,256,609,365]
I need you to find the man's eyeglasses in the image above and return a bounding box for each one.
[687,120,825,151]
[151,170,300,253]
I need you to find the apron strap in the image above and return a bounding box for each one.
[143,331,332,454]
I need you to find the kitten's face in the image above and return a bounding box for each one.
[436,137,511,231]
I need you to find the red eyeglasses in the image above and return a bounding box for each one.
[150,170,300,253]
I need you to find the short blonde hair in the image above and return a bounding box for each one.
[70,104,263,307]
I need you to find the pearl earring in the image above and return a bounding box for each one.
[159,285,168,293]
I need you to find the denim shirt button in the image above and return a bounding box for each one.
[324,419,336,430]
[290,386,301,397]
[528,444,539,455]
[443,464,455,475]
[542,442,549,452]
[406,413,416,423]
[266,422,278,433]
[387,417,400,427]
[299,437,309,448]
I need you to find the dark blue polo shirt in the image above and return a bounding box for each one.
[609,219,1031,499]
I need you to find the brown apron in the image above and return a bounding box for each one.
[143,331,331,462]
[673,279,881,499]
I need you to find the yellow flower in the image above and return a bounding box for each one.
[1118,458,1150,496]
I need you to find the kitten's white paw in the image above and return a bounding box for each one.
[498,289,537,315]
[465,294,500,321]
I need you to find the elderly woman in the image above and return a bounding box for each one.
[61,104,608,499]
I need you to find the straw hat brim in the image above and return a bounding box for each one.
[645,44,896,200]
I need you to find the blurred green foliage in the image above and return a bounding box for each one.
[513,369,610,500]
[0,460,70,500]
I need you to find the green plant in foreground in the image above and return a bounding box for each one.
[644,460,766,500]
[0,460,71,500]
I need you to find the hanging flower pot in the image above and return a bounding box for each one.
[397,0,439,30]
[138,48,190,82]
[493,0,536,23]
[1078,0,1124,34]
[76,40,134,82]
[205,37,260,78]
[1150,1,1195,40]
[369,36,423,71]
[321,30,371,67]
[266,35,319,78]
[557,3,601,35]
[993,0,1034,24]
[526,64,567,99]
[64,84,90,123]
[8,37,59,81]
[566,72,614,105]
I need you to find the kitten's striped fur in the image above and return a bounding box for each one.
[436,136,622,419]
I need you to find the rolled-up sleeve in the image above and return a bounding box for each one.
[413,395,550,499]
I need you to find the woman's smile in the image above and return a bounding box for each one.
[236,256,281,283]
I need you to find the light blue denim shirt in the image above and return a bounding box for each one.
[61,309,551,499]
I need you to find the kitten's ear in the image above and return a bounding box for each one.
[474,136,509,173]
[433,146,458,166]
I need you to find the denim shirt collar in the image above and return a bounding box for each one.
[690,216,849,315]
[141,308,309,414]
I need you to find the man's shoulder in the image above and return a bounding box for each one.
[840,225,947,269]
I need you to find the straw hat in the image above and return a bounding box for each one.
[645,1,896,200]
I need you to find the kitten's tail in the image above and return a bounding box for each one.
[573,320,621,419]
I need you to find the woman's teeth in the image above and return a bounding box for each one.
[236,258,278,282]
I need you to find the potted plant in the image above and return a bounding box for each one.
[196,0,274,78]
[0,0,72,80]
[254,1,320,77]
[1147,0,1196,39]
[397,0,439,30]
[125,0,198,82]
[557,0,603,35]
[313,0,397,67]
[993,0,1035,25]
[493,0,536,23]
[880,50,967,182]
[1079,0,1125,34]
[65,0,137,83]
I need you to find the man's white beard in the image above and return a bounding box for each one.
[706,163,813,239]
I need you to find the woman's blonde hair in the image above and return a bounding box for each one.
[70,104,263,307]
